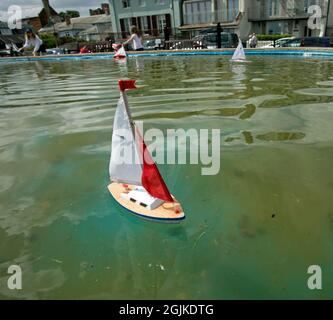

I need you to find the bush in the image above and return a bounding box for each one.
[257,34,292,41]
[40,33,58,48]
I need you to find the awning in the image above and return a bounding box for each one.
[0,34,24,45]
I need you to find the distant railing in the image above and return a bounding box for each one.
[183,11,213,25]
[165,39,205,50]
[183,9,239,25]
[248,0,327,21]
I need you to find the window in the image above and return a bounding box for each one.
[304,0,317,12]
[122,0,131,8]
[157,15,166,32]
[269,0,280,17]
[155,0,165,5]
[0,28,12,35]
[124,18,132,32]
[183,0,211,25]
[141,16,149,32]
[226,0,239,21]
[139,0,146,6]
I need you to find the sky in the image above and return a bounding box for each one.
[0,0,104,19]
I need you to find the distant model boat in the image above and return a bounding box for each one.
[113,44,127,59]
[107,80,185,222]
[231,39,246,62]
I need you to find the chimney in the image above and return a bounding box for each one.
[65,15,71,26]
[102,3,110,15]
[42,0,52,21]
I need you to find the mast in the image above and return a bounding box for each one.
[115,80,174,203]
[118,80,136,135]
[118,80,143,169]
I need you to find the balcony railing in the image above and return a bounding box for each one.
[183,9,239,25]
[183,11,213,25]
[248,0,327,21]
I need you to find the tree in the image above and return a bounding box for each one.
[59,10,80,21]
[40,33,58,48]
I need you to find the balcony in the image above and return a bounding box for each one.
[248,0,327,21]
[183,9,240,26]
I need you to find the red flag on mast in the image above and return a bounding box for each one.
[135,127,174,203]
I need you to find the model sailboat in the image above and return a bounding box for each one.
[107,80,185,222]
[231,39,246,62]
[113,44,127,59]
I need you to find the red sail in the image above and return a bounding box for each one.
[135,127,174,203]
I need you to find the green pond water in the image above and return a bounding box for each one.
[1,55,333,299]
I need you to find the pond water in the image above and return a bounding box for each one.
[0,55,333,299]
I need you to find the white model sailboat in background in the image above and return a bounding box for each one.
[231,39,246,62]
[108,80,185,222]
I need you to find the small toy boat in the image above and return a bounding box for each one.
[107,80,185,223]
[112,44,127,59]
[231,39,247,62]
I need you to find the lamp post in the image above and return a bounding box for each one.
[325,0,331,36]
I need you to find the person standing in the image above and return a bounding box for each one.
[249,33,258,48]
[123,26,144,51]
[216,22,222,49]
[18,29,46,56]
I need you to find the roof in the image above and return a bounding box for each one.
[69,14,111,25]
[40,23,91,33]
[39,14,111,33]
[79,26,98,36]
[78,26,113,36]
[0,34,24,45]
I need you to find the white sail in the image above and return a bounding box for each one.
[115,45,127,58]
[231,40,246,61]
[109,97,142,185]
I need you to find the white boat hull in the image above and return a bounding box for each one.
[108,182,185,223]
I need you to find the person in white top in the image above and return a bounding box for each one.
[123,26,144,51]
[18,29,46,56]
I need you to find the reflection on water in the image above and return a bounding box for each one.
[1,56,333,299]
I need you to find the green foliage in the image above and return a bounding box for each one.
[40,33,83,49]
[59,10,80,21]
[256,34,292,41]
[40,33,57,48]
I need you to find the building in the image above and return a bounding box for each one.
[248,0,333,37]
[108,0,177,37]
[0,21,25,48]
[21,0,60,31]
[90,3,111,16]
[107,0,333,40]
[180,0,251,38]
[39,14,112,40]
[108,0,251,39]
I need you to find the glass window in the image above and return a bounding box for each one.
[139,0,146,6]
[227,0,239,21]
[183,0,211,24]
[122,0,131,8]
[141,16,149,32]
[157,15,166,32]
